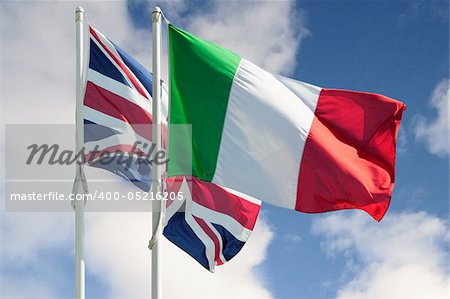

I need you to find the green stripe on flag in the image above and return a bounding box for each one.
[168,25,241,181]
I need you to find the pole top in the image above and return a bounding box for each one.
[152,6,161,23]
[75,6,84,22]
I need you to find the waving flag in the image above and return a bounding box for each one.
[167,25,406,222]
[82,26,260,271]
[164,176,261,272]
[83,26,168,191]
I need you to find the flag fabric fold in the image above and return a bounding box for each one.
[167,25,406,222]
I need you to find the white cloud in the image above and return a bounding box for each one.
[147,0,308,81]
[1,276,59,299]
[85,213,273,299]
[281,233,302,251]
[398,1,449,26]
[185,0,308,75]
[312,212,449,298]
[283,233,302,243]
[396,125,408,154]
[0,213,72,265]
[415,78,450,157]
[0,212,73,298]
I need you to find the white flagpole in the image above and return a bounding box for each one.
[151,6,163,299]
[74,6,87,299]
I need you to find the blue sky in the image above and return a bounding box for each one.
[1,1,448,298]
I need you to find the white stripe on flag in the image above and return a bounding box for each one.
[84,106,152,144]
[84,106,129,128]
[275,75,321,113]
[191,201,252,242]
[212,58,319,210]
[87,69,152,114]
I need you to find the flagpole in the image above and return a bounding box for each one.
[151,6,163,299]
[74,6,87,299]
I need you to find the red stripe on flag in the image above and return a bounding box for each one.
[90,27,149,100]
[296,89,406,221]
[192,215,224,266]
[84,81,153,141]
[165,176,185,210]
[166,176,261,230]
[84,82,168,149]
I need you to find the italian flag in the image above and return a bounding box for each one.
[168,25,406,222]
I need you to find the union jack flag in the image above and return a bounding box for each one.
[83,26,168,191]
[164,176,261,272]
[82,25,261,271]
